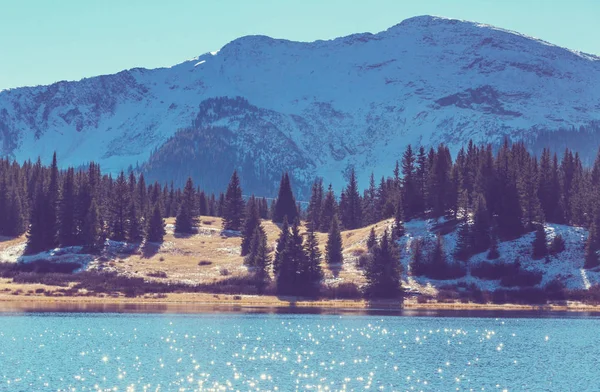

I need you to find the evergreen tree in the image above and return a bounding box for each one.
[81,198,103,251]
[393,195,405,239]
[341,168,362,229]
[584,208,600,269]
[410,238,425,276]
[110,171,129,241]
[45,152,60,249]
[273,217,290,275]
[272,172,298,224]
[364,230,402,298]
[25,182,46,254]
[304,226,324,284]
[307,179,324,231]
[367,227,377,250]
[58,168,78,246]
[223,170,245,230]
[532,224,548,260]
[454,221,471,261]
[487,225,500,260]
[240,197,260,256]
[326,215,343,265]
[276,219,308,295]
[401,144,417,219]
[245,224,267,266]
[319,184,337,233]
[146,203,166,243]
[127,199,143,242]
[175,177,197,234]
[6,189,26,237]
[471,195,491,254]
[247,225,270,293]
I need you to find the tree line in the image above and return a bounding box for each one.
[3,138,600,297]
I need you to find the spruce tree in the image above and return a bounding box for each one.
[240,197,260,256]
[364,230,402,298]
[367,227,377,250]
[326,215,343,265]
[307,179,324,231]
[303,226,324,284]
[272,172,298,224]
[532,224,548,260]
[81,198,103,251]
[245,224,267,266]
[341,168,362,229]
[6,189,26,237]
[127,199,143,242]
[454,221,471,261]
[584,208,600,269]
[319,184,337,233]
[471,195,491,254]
[45,152,59,249]
[110,171,130,241]
[487,224,500,260]
[410,238,425,276]
[223,170,245,231]
[25,181,46,254]
[393,195,405,239]
[401,144,416,219]
[58,168,78,246]
[276,219,307,295]
[273,217,290,275]
[247,225,270,293]
[549,234,566,255]
[146,203,166,243]
[175,177,197,234]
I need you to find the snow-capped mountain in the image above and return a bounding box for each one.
[1,15,600,196]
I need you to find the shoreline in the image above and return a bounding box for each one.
[2,293,600,316]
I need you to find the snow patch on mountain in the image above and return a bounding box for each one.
[1,15,600,194]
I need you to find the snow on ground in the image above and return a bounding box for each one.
[398,218,600,293]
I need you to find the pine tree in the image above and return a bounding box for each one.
[245,224,267,266]
[126,199,143,242]
[326,215,343,265]
[58,168,78,246]
[454,221,471,261]
[81,198,103,251]
[319,184,337,233]
[6,188,26,237]
[532,224,548,260]
[146,203,166,243]
[110,171,130,241]
[487,224,500,260]
[367,227,377,250]
[175,177,197,234]
[223,170,245,231]
[393,195,405,239]
[272,172,298,224]
[276,219,308,295]
[273,217,290,276]
[401,144,416,219]
[304,226,324,284]
[247,225,270,293]
[240,197,260,256]
[341,168,362,229]
[584,208,600,269]
[364,230,402,298]
[307,179,324,231]
[410,238,425,276]
[471,194,491,254]
[44,152,59,249]
[25,181,46,254]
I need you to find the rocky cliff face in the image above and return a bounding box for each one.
[1,15,599,195]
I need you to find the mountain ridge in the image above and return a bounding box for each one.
[1,15,600,196]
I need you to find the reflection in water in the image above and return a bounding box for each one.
[0,312,599,390]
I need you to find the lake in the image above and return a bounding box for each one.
[0,310,598,391]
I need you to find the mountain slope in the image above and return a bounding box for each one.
[1,15,600,195]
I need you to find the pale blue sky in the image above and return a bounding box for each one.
[1,0,598,90]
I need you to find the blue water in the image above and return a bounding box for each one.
[0,311,599,391]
